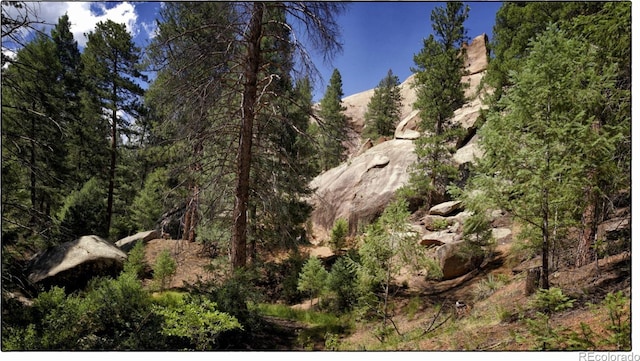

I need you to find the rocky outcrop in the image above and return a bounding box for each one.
[309,34,490,244]
[394,109,421,140]
[27,235,127,291]
[436,240,483,280]
[309,139,416,241]
[429,200,464,216]
[115,230,159,252]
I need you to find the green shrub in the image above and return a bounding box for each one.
[152,250,177,291]
[123,240,148,279]
[523,312,566,350]
[153,295,242,350]
[530,287,574,314]
[425,257,443,280]
[326,256,359,312]
[207,270,263,330]
[58,177,108,239]
[3,274,170,350]
[474,274,508,301]
[298,256,329,307]
[257,255,307,304]
[432,218,449,231]
[601,291,631,349]
[329,218,348,251]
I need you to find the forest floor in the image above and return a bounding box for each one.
[142,237,631,351]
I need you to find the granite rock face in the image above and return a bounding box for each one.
[27,235,127,291]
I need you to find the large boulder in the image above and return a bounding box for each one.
[429,200,464,216]
[436,240,483,280]
[420,230,460,247]
[453,134,482,166]
[115,230,159,252]
[394,109,421,140]
[27,235,127,291]
[309,139,416,241]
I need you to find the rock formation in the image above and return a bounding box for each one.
[115,230,159,252]
[309,34,490,245]
[27,235,127,291]
[309,139,416,241]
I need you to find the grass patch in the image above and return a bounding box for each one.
[406,296,422,319]
[255,303,340,325]
[254,303,353,350]
[474,273,510,301]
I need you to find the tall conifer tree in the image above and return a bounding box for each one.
[1,32,68,241]
[408,2,469,207]
[317,68,348,171]
[469,26,622,289]
[363,69,402,139]
[82,20,146,237]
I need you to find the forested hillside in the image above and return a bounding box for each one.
[1,2,631,351]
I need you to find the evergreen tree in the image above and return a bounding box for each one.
[248,6,319,259]
[82,20,146,237]
[565,2,631,266]
[1,32,69,243]
[363,69,403,140]
[486,2,604,102]
[224,3,344,270]
[408,2,469,207]
[469,26,621,290]
[145,1,237,243]
[147,2,344,270]
[297,256,329,307]
[51,14,104,191]
[353,199,423,340]
[317,68,349,171]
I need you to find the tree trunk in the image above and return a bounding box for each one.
[577,120,602,267]
[106,59,118,237]
[576,193,597,267]
[525,267,541,296]
[182,184,198,243]
[231,2,264,270]
[183,141,202,243]
[29,114,37,226]
[540,146,550,290]
[248,203,257,264]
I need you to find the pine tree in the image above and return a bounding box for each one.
[408,2,469,207]
[363,69,402,140]
[1,32,69,242]
[247,5,319,259]
[146,2,237,243]
[297,256,329,307]
[51,14,99,191]
[469,26,621,290]
[147,2,344,270]
[565,2,631,267]
[82,20,146,238]
[354,199,423,340]
[317,68,349,171]
[231,3,344,269]
[486,2,605,102]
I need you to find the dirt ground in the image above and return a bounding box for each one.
[141,234,630,351]
[142,238,219,289]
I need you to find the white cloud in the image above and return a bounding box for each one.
[140,20,158,41]
[8,2,149,47]
[65,2,138,47]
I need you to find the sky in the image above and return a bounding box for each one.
[5,1,502,100]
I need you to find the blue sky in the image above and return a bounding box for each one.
[6,2,502,100]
